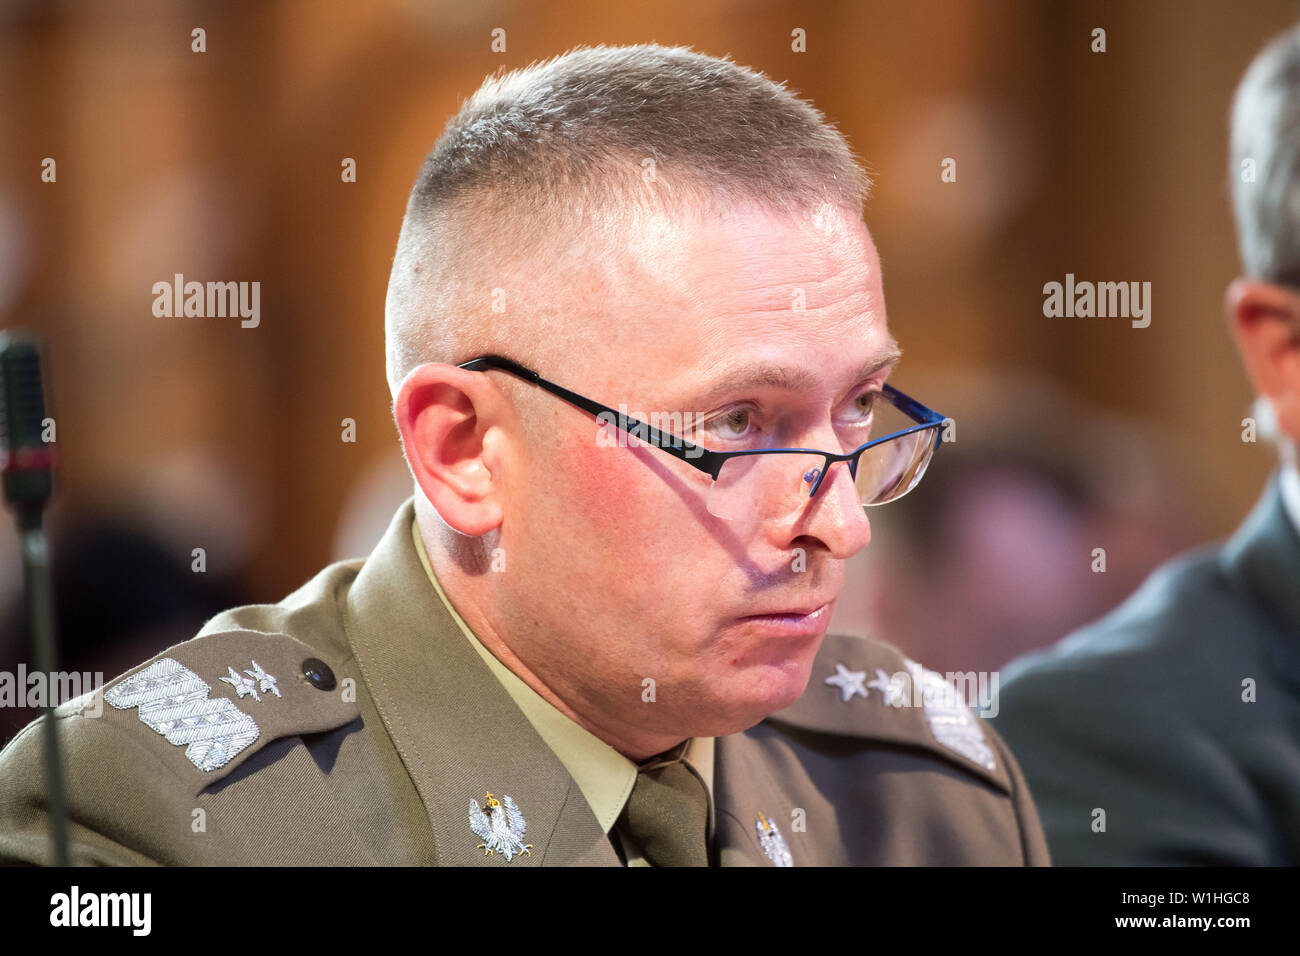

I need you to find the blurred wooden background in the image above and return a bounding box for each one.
[1,0,1295,694]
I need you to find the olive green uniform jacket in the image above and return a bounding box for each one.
[0,498,1049,866]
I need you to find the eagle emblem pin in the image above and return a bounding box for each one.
[755,811,794,867]
[469,791,533,862]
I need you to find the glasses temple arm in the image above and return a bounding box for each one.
[458,354,726,476]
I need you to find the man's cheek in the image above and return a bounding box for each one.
[566,438,625,503]
[563,440,667,538]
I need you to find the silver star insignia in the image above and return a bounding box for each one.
[825,663,869,702]
[218,660,281,702]
[244,660,282,698]
[867,667,908,707]
[220,666,261,701]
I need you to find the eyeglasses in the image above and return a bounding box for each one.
[457,354,947,522]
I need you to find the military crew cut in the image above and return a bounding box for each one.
[385,43,870,395]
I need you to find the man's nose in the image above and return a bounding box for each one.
[776,456,872,560]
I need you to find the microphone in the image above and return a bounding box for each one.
[1,332,56,525]
[0,330,69,866]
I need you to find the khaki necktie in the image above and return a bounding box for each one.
[617,740,710,867]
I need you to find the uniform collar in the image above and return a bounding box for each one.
[342,497,618,864]
[409,514,715,834]
[409,515,632,830]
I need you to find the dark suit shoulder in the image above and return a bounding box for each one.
[992,544,1265,790]
[767,631,1013,794]
[992,540,1295,864]
[1000,543,1272,708]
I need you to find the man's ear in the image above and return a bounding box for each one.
[1226,277,1300,442]
[393,363,505,537]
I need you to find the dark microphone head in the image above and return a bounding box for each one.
[0,330,55,521]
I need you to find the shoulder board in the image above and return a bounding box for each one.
[766,632,1011,793]
[60,628,358,796]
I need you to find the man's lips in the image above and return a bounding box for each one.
[738,597,836,620]
[735,602,833,636]
[740,606,825,619]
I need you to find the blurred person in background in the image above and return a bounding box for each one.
[993,24,1300,865]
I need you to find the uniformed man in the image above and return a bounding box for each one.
[0,43,1048,866]
[992,26,1300,866]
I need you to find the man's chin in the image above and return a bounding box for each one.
[743,630,823,702]
[752,662,815,715]
[694,658,818,735]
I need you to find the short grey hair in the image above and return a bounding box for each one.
[1230,24,1300,287]
[384,43,869,396]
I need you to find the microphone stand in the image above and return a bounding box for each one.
[18,506,69,866]
[1,331,69,866]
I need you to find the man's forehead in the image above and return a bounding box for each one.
[614,206,883,327]
[679,204,877,283]
[563,204,890,397]
[595,202,878,300]
[677,335,902,406]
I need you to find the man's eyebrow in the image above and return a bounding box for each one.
[686,341,903,405]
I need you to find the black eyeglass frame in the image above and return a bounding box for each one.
[456,353,948,501]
